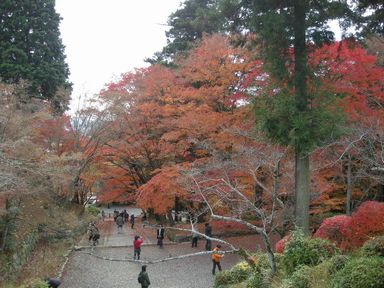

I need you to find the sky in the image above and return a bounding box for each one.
[55,1,344,114]
[55,0,183,113]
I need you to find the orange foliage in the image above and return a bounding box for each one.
[136,166,188,214]
[96,34,257,213]
[92,35,383,218]
[33,115,74,156]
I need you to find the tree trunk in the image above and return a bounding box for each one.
[293,0,310,235]
[378,183,384,202]
[346,154,352,216]
[295,152,310,234]
[167,210,175,226]
[71,189,80,204]
[1,225,9,251]
[261,231,276,273]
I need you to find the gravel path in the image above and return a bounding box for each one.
[63,225,241,288]
[61,207,265,288]
[61,243,241,288]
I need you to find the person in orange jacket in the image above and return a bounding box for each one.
[211,244,224,275]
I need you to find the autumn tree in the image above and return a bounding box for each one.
[66,107,113,204]
[99,35,254,211]
[365,35,384,66]
[181,142,293,272]
[309,40,384,215]
[33,115,74,156]
[0,82,75,252]
[210,0,382,234]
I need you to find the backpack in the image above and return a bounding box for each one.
[138,272,143,284]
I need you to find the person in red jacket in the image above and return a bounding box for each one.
[134,235,144,260]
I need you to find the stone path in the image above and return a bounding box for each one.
[60,211,244,288]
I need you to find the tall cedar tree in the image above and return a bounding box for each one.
[0,0,71,113]
[352,0,383,35]
[218,0,357,233]
[146,0,224,64]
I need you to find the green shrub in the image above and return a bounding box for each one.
[165,229,175,242]
[0,205,20,253]
[327,255,350,275]
[246,273,263,288]
[252,253,271,272]
[282,230,339,275]
[84,205,99,216]
[17,279,50,288]
[214,270,235,288]
[360,235,384,257]
[329,257,384,288]
[288,265,312,288]
[281,262,331,288]
[231,261,252,280]
[214,261,252,287]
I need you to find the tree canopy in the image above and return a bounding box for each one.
[0,0,71,113]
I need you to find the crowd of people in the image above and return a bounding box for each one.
[86,208,224,287]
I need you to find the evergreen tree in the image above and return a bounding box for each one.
[158,0,380,233]
[218,0,355,233]
[353,0,383,35]
[0,0,71,113]
[146,0,224,64]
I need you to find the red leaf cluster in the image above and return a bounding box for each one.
[90,34,383,217]
[314,201,384,250]
[314,215,352,248]
[274,234,291,253]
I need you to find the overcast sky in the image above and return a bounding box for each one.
[55,0,183,113]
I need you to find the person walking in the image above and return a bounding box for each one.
[191,226,199,248]
[137,265,150,288]
[88,222,100,246]
[45,278,61,288]
[116,213,124,234]
[211,244,224,275]
[156,224,165,248]
[205,223,212,251]
[124,209,129,223]
[133,235,144,260]
[113,209,119,222]
[130,214,135,229]
[142,211,148,227]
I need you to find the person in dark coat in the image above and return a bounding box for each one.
[191,226,199,248]
[156,224,165,248]
[205,223,212,251]
[130,214,135,229]
[45,278,61,288]
[113,209,119,222]
[116,214,124,233]
[124,209,129,222]
[142,211,148,228]
[138,265,150,288]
